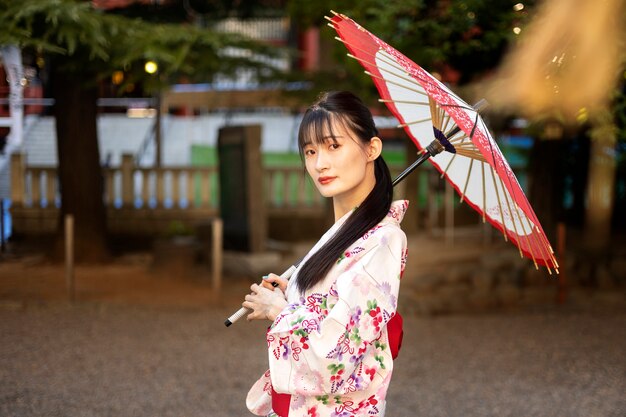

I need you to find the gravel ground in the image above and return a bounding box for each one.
[1,302,624,417]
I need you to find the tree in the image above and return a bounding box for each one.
[286,0,535,102]
[0,0,281,261]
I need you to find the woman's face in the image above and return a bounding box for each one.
[302,119,378,210]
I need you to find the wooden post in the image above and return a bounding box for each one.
[10,153,25,207]
[65,214,75,302]
[0,198,5,253]
[212,218,223,293]
[445,181,454,245]
[556,222,568,304]
[121,154,134,208]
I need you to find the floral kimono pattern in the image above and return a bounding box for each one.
[247,200,409,417]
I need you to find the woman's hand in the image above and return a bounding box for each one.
[260,273,288,292]
[243,277,288,322]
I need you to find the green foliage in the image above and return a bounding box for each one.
[0,0,284,91]
[163,220,194,238]
[287,0,536,94]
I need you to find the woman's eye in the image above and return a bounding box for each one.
[330,144,340,150]
[304,149,315,156]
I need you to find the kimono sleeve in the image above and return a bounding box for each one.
[267,225,406,396]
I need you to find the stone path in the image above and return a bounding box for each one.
[1,300,624,416]
[0,248,624,417]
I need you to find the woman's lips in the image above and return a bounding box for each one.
[318,176,336,185]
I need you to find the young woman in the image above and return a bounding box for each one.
[243,91,408,417]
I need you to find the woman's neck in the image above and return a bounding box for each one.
[332,173,376,221]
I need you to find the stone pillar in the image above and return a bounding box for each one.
[217,125,266,252]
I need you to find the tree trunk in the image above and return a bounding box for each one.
[52,66,109,262]
[584,108,617,253]
[528,138,566,244]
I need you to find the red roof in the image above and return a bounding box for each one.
[92,0,172,10]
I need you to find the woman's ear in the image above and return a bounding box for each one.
[367,137,383,161]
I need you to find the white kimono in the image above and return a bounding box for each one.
[247,200,409,417]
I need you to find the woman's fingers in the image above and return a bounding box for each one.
[261,273,288,291]
[243,280,287,321]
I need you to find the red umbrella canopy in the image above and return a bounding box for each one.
[328,11,558,272]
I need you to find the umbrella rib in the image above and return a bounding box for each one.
[454,143,478,149]
[441,154,457,179]
[398,116,433,128]
[499,169,548,270]
[364,70,430,98]
[348,53,429,94]
[498,175,524,258]
[521,208,558,271]
[337,39,427,87]
[379,99,431,106]
[489,166,508,242]
[536,228,559,267]
[439,102,480,114]
[481,162,486,222]
[532,228,556,273]
[446,128,467,142]
[455,150,486,162]
[439,107,452,135]
[449,133,469,144]
[429,98,441,130]
[460,158,475,203]
[503,165,555,260]
[512,202,540,270]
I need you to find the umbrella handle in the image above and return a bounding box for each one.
[224,265,297,327]
[392,151,433,187]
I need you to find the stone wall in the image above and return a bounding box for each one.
[398,235,626,315]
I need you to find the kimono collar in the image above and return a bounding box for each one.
[334,199,409,229]
[383,200,409,225]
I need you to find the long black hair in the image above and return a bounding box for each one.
[295,91,393,294]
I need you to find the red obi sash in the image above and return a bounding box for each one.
[271,313,404,417]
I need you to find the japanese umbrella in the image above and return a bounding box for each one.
[327,11,559,272]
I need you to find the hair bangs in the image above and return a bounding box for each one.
[297,109,341,153]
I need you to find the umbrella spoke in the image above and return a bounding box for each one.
[335,37,429,88]
[365,70,430,98]
[460,158,475,203]
[398,116,433,128]
[440,107,454,132]
[379,99,430,106]
[429,98,441,130]
[445,127,466,142]
[454,150,486,162]
[529,229,553,274]
[489,166,509,242]
[498,175,524,258]
[449,134,469,145]
[348,53,429,96]
[513,202,540,270]
[481,161,487,222]
[441,153,457,179]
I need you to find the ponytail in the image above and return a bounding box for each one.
[295,91,393,293]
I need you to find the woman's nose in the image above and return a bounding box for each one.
[314,151,329,171]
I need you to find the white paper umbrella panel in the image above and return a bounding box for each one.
[329,12,558,272]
